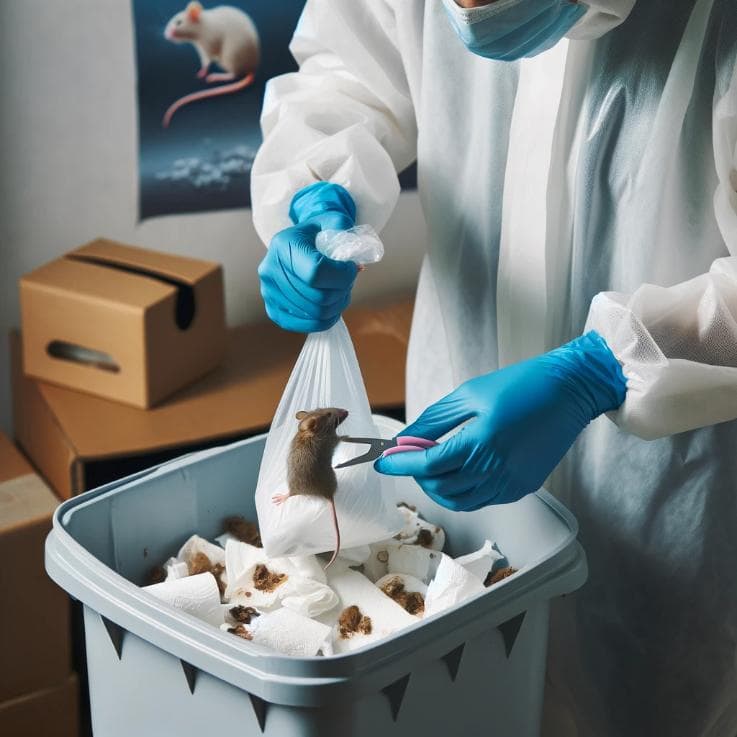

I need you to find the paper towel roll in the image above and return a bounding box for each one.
[375,573,428,618]
[250,607,334,657]
[320,568,416,653]
[424,555,485,617]
[144,572,223,626]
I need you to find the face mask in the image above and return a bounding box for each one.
[442,0,588,61]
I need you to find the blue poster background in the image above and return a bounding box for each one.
[132,0,416,220]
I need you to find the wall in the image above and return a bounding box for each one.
[0,0,426,435]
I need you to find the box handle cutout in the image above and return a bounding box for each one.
[67,254,196,330]
[47,340,120,373]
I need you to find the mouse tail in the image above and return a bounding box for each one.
[162,73,256,128]
[324,498,340,570]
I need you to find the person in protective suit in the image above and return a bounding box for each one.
[253,1,737,734]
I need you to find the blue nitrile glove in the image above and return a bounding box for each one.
[258,182,358,333]
[375,331,626,510]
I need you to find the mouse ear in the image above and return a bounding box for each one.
[299,416,319,434]
[295,411,307,421]
[186,1,202,21]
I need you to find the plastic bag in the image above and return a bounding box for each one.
[255,226,403,558]
[315,225,384,264]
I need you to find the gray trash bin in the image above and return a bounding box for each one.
[46,416,587,737]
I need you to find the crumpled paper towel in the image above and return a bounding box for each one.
[144,572,223,626]
[281,578,339,618]
[395,506,445,550]
[179,534,226,567]
[164,559,189,581]
[388,544,441,584]
[215,531,238,549]
[454,540,503,582]
[424,554,486,617]
[163,534,228,585]
[225,539,338,616]
[320,567,416,653]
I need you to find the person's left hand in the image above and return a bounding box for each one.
[374,332,626,510]
[258,182,357,333]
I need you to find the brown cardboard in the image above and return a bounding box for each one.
[0,433,72,703]
[0,674,78,737]
[13,299,413,499]
[20,238,226,408]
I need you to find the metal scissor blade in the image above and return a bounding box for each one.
[334,450,378,469]
[334,437,393,469]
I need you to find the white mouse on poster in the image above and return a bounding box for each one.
[162,2,260,128]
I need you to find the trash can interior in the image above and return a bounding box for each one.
[60,417,579,591]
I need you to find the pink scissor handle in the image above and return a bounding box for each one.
[381,436,437,457]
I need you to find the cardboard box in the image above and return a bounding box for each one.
[20,238,226,408]
[13,299,413,499]
[0,433,71,703]
[0,674,78,737]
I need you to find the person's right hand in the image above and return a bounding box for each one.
[258,182,358,333]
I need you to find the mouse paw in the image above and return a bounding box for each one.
[271,493,289,506]
[196,67,208,79]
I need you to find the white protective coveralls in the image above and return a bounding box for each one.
[251,0,737,734]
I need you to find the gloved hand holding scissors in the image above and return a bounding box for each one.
[374,332,627,510]
[258,182,358,333]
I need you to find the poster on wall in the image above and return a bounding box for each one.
[132,0,417,221]
[131,0,301,219]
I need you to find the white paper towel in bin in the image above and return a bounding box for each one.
[455,540,503,581]
[375,573,428,619]
[144,572,223,626]
[320,567,416,653]
[165,560,189,581]
[178,534,226,567]
[163,534,228,584]
[255,226,403,558]
[288,554,328,584]
[388,544,441,584]
[225,539,338,616]
[281,578,339,618]
[395,505,446,550]
[215,531,237,549]
[250,607,334,657]
[424,554,486,617]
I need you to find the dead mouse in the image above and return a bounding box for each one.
[162,2,260,127]
[272,407,348,569]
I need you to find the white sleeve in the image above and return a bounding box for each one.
[250,0,417,245]
[584,63,737,440]
[566,0,636,41]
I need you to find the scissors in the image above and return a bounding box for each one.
[335,436,437,469]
